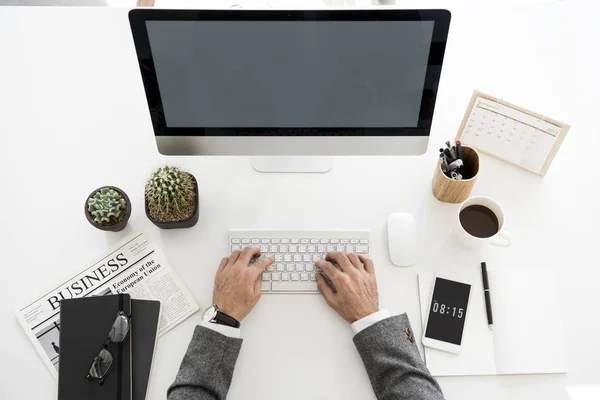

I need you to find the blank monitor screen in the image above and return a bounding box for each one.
[145,20,434,128]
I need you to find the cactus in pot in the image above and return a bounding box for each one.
[85,186,131,232]
[145,166,199,229]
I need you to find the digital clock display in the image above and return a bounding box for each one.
[425,277,471,345]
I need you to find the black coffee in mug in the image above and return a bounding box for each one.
[459,205,499,238]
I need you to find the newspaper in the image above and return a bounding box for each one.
[15,231,199,379]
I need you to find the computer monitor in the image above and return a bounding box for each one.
[129,9,450,171]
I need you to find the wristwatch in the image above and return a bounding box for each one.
[202,304,241,328]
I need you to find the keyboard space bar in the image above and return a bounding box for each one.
[271,282,319,292]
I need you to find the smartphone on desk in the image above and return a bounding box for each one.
[422,272,472,354]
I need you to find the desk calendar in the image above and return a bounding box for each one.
[456,91,570,176]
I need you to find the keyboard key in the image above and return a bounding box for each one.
[346,245,355,253]
[295,263,304,272]
[284,254,292,262]
[310,272,316,281]
[276,263,285,272]
[340,239,349,244]
[262,272,271,281]
[260,245,269,253]
[261,238,270,244]
[261,281,271,292]
[270,245,278,253]
[231,245,242,251]
[264,254,274,261]
[300,239,309,244]
[331,239,339,244]
[306,263,314,272]
[308,245,316,253]
[312,254,320,262]
[359,239,369,244]
[242,238,251,244]
[289,245,297,253]
[291,272,300,281]
[231,238,241,244]
[336,245,345,252]
[293,254,302,262]
[272,272,281,281]
[279,245,288,253]
[350,239,358,244]
[267,263,275,272]
[286,264,295,272]
[303,254,312,262]
[272,282,318,292]
[317,245,326,253]
[327,245,335,252]
[298,245,307,253]
[300,273,309,281]
[310,239,319,244]
[281,239,290,244]
[271,238,280,244]
[355,245,369,253]
[274,254,283,262]
[291,239,299,244]
[320,239,329,244]
[281,272,290,281]
[252,238,260,244]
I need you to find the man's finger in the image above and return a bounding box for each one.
[316,273,335,304]
[326,251,355,274]
[217,257,229,273]
[347,253,364,271]
[238,246,260,266]
[315,260,341,282]
[228,250,242,266]
[357,255,375,274]
[251,257,273,277]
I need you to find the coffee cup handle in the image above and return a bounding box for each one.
[491,230,512,247]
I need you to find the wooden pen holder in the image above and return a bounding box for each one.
[432,145,479,203]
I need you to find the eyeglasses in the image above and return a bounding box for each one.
[86,311,130,384]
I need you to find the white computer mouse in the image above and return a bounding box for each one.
[387,212,417,267]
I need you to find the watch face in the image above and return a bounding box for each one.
[202,305,217,323]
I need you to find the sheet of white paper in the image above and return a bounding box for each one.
[491,268,567,374]
[418,273,497,377]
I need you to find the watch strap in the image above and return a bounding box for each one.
[213,310,240,328]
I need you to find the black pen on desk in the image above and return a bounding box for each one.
[481,262,493,330]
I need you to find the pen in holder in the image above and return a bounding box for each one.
[432,145,479,203]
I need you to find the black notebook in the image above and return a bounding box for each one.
[58,294,132,400]
[131,299,160,400]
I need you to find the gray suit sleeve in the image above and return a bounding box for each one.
[168,325,242,400]
[353,314,445,400]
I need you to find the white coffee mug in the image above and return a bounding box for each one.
[455,196,512,249]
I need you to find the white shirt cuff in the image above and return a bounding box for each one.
[351,309,391,335]
[200,321,242,339]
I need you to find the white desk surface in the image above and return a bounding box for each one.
[1,2,599,399]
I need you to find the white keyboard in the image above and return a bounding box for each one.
[229,230,370,293]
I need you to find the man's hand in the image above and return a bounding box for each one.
[315,252,379,324]
[213,247,273,322]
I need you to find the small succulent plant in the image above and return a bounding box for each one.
[145,166,196,222]
[87,188,127,225]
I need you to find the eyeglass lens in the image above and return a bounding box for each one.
[108,313,129,343]
[88,348,113,379]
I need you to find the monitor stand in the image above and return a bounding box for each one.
[251,156,334,173]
